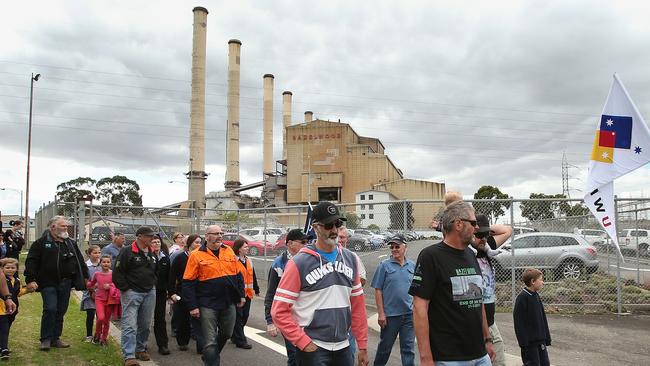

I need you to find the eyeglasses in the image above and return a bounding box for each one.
[315,220,344,230]
[459,218,478,227]
[389,245,402,250]
[206,231,224,236]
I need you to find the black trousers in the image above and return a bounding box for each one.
[172,300,205,352]
[231,297,251,346]
[521,344,550,366]
[153,289,168,348]
[85,309,96,337]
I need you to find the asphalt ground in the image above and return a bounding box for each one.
[133,240,650,365]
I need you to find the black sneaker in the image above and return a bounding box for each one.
[0,349,9,360]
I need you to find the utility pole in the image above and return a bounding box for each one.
[25,73,40,246]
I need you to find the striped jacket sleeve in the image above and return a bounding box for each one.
[271,259,311,350]
[350,261,368,349]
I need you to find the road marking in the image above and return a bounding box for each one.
[608,264,650,272]
[244,326,287,356]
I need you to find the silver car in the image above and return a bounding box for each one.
[493,232,598,280]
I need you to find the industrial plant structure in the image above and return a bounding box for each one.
[184,6,444,227]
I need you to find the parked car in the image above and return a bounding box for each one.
[493,232,598,280]
[222,233,273,256]
[354,229,387,243]
[239,227,283,243]
[512,226,538,236]
[575,229,607,247]
[619,229,650,256]
[90,226,136,248]
[348,233,384,252]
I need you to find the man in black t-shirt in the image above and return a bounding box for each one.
[409,201,495,366]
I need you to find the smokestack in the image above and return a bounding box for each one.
[263,74,274,175]
[282,91,292,160]
[225,39,242,188]
[187,6,208,209]
[304,111,313,123]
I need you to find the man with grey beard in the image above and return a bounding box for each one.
[272,202,369,366]
[25,215,89,351]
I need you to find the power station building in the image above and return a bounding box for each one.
[284,118,445,227]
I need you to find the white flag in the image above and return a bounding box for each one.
[584,74,650,259]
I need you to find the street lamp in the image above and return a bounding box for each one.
[24,73,40,246]
[0,188,23,216]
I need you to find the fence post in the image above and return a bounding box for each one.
[77,200,86,249]
[402,200,408,233]
[635,203,640,284]
[236,209,241,233]
[614,196,622,314]
[510,198,516,308]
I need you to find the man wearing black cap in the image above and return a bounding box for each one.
[264,228,308,366]
[272,202,369,366]
[371,234,416,366]
[471,214,512,366]
[114,226,159,366]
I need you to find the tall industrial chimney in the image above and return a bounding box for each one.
[263,74,274,175]
[304,111,313,122]
[187,6,208,209]
[282,91,292,160]
[225,39,242,188]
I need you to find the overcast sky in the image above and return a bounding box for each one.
[2,0,650,217]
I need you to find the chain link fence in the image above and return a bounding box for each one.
[35,197,650,314]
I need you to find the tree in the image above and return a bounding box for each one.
[367,224,380,233]
[95,175,143,215]
[520,193,566,221]
[341,212,361,229]
[473,185,511,224]
[388,201,415,230]
[56,177,96,203]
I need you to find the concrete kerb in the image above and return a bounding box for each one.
[72,290,159,366]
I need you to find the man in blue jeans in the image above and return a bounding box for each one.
[371,234,416,366]
[25,215,89,351]
[183,225,245,366]
[114,226,159,366]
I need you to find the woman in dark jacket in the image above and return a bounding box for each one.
[4,220,25,260]
[152,234,171,355]
[167,234,204,353]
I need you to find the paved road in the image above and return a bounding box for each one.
[137,240,650,365]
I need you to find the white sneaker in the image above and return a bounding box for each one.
[84,336,94,343]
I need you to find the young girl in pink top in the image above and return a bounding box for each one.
[87,255,120,345]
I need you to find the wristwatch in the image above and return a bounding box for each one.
[484,337,493,343]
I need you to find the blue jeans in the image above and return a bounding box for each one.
[348,333,357,360]
[120,288,156,360]
[199,305,236,366]
[374,313,415,366]
[436,354,492,366]
[296,346,354,366]
[40,278,72,342]
[284,336,297,366]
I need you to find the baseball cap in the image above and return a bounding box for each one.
[311,201,347,225]
[387,234,408,246]
[286,229,309,243]
[136,226,156,236]
[476,214,490,235]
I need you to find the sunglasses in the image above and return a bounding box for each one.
[315,220,344,230]
[459,218,478,227]
[389,245,402,250]
[475,232,489,239]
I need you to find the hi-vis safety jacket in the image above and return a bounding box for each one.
[182,244,245,311]
[237,256,260,299]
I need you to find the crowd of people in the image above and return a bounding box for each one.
[3,196,554,366]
